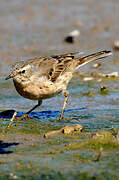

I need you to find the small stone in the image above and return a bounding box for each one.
[64,36,74,43]
[9,173,19,179]
[102,72,119,78]
[64,30,80,43]
[100,86,108,94]
[62,124,83,134]
[69,30,80,37]
[113,40,119,50]
[93,62,101,68]
[83,77,94,81]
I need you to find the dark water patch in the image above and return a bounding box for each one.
[0,110,15,119]
[0,107,86,120]
[0,140,19,154]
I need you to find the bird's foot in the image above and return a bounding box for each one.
[63,118,72,122]
[56,116,71,122]
[56,114,63,122]
[16,113,29,121]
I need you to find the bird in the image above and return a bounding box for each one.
[5,50,112,121]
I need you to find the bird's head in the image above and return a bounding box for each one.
[5,61,33,84]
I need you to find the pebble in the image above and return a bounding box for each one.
[64,30,80,43]
[102,72,119,78]
[93,62,101,68]
[100,86,108,94]
[83,77,94,81]
[113,40,119,50]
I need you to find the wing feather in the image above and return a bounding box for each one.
[27,51,83,82]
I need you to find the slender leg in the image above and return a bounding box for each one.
[7,111,17,128]
[26,100,42,114]
[17,100,42,121]
[57,91,69,122]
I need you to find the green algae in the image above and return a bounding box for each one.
[0,121,119,179]
[66,131,119,151]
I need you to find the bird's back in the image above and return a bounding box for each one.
[29,50,112,91]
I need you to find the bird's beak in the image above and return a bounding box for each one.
[5,74,15,80]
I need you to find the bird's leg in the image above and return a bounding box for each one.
[57,91,69,122]
[16,100,42,121]
[26,100,42,115]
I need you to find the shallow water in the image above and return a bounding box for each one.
[0,0,119,179]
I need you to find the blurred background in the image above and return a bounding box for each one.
[0,0,118,76]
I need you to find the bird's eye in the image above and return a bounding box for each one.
[21,70,25,74]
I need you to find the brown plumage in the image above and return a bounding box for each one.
[6,50,112,121]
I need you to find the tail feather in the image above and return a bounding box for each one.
[76,50,112,69]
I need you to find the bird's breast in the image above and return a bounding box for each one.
[13,80,40,100]
[13,79,62,100]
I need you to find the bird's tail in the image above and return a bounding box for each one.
[76,50,112,69]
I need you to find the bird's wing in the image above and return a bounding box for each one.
[28,56,57,79]
[50,52,83,82]
[29,52,83,82]
[51,51,83,59]
[49,50,112,81]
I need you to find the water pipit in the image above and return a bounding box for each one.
[6,50,112,121]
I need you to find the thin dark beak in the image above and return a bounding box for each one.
[5,74,14,80]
